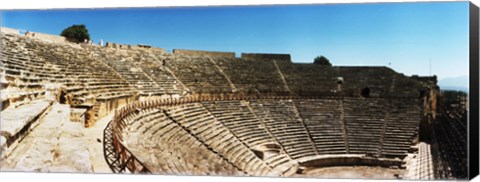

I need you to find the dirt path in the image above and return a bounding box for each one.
[83,111,114,173]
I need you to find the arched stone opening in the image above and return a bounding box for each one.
[361,87,370,98]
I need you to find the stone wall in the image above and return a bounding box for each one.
[25,31,66,43]
[106,42,130,49]
[241,53,291,62]
[173,49,235,58]
[411,75,438,85]
[105,42,165,52]
[132,44,165,52]
[0,27,85,44]
[0,27,19,35]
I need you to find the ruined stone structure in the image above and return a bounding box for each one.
[241,53,291,62]
[173,49,236,58]
[106,42,166,52]
[1,27,66,43]
[0,29,467,179]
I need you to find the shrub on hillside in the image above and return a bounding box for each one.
[313,56,332,66]
[60,24,90,43]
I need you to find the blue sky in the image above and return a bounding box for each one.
[0,2,470,81]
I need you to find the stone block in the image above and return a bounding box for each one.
[0,99,52,137]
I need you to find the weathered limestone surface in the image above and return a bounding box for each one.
[82,112,114,173]
[0,103,93,172]
[0,99,52,137]
[122,108,245,176]
[173,49,235,58]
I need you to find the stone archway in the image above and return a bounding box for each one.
[361,87,370,98]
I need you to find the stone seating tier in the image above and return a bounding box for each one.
[249,99,317,159]
[123,108,244,176]
[127,53,184,95]
[294,99,347,154]
[4,32,427,103]
[111,96,421,176]
[164,103,276,176]
[123,107,254,176]
[343,99,387,156]
[202,101,277,148]
[165,57,233,93]
[2,34,139,110]
[213,58,287,93]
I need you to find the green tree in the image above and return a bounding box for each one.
[313,56,332,66]
[60,24,90,43]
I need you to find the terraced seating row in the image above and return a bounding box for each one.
[201,100,276,148]
[111,96,422,175]
[3,31,426,104]
[295,99,347,155]
[213,58,288,93]
[166,56,233,93]
[1,33,138,107]
[0,34,59,158]
[127,50,185,95]
[276,61,338,96]
[343,98,387,156]
[30,42,138,104]
[381,99,420,158]
[90,47,164,96]
[121,108,244,176]
[165,103,277,176]
[1,34,53,109]
[117,101,300,176]
[249,99,317,159]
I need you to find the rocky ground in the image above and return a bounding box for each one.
[0,103,112,173]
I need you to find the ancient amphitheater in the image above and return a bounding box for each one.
[0,28,468,180]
